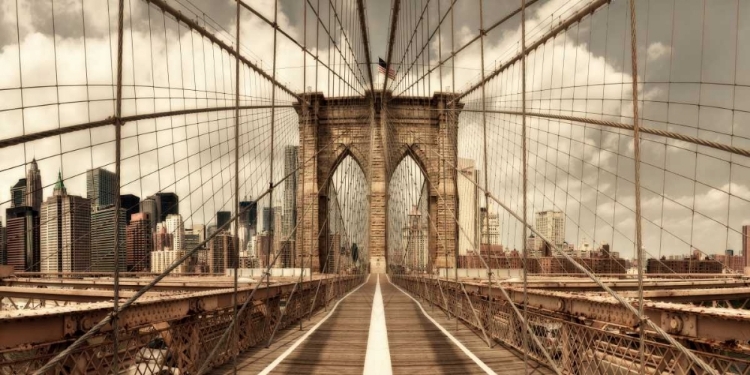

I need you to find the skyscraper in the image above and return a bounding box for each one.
[11,178,27,208]
[164,214,185,250]
[154,192,179,223]
[153,223,172,251]
[25,159,43,212]
[526,234,541,257]
[239,200,257,230]
[402,206,427,270]
[283,146,298,238]
[216,211,231,231]
[273,206,283,257]
[208,231,236,273]
[262,207,273,232]
[535,210,565,249]
[206,224,217,239]
[184,230,200,252]
[5,206,39,272]
[256,232,272,267]
[87,168,117,210]
[151,248,187,274]
[90,205,126,272]
[457,158,479,255]
[126,212,152,271]
[139,193,179,226]
[238,200,256,254]
[192,224,206,243]
[139,197,158,231]
[479,207,500,245]
[246,233,257,260]
[40,173,91,272]
[120,194,140,225]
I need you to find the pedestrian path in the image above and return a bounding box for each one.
[215,274,550,374]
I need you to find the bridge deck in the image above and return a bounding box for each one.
[214,275,549,374]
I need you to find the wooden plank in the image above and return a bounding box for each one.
[383,278,554,375]
[216,279,374,374]
[213,277,554,374]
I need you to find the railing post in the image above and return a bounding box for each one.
[560,321,575,373]
[267,282,299,347]
[460,282,490,346]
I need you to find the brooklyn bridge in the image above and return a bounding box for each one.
[0,0,749,373]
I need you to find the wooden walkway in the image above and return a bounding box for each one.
[214,275,551,374]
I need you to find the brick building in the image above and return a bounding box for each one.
[126,213,152,271]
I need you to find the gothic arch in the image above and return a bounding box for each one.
[295,91,462,273]
[327,144,369,186]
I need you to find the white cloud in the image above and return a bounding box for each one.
[0,0,347,227]
[647,42,670,62]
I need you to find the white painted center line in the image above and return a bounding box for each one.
[258,275,370,375]
[388,275,497,375]
[363,274,393,375]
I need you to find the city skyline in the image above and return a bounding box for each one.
[3,158,748,275]
[0,163,289,235]
[4,151,745,269]
[0,162,288,274]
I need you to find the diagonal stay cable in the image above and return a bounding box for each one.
[404,142,563,372]
[32,115,361,374]
[430,147,720,375]
[195,133,368,375]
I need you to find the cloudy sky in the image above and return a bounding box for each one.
[1,0,749,263]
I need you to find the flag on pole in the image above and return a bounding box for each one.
[378,57,396,79]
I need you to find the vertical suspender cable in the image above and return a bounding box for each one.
[112,0,125,372]
[450,2,458,326]
[437,0,451,287]
[478,0,492,349]
[232,0,241,372]
[627,0,645,373]
[268,0,278,291]
[300,0,307,295]
[520,0,529,370]
[313,0,320,282]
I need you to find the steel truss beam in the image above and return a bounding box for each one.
[600,287,750,303]
[516,278,750,292]
[394,275,749,372]
[0,278,246,291]
[452,278,750,343]
[0,287,169,302]
[0,276,357,351]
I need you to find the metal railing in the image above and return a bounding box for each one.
[0,275,364,375]
[391,274,750,375]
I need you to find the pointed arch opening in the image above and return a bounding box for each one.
[387,153,430,273]
[324,153,369,273]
